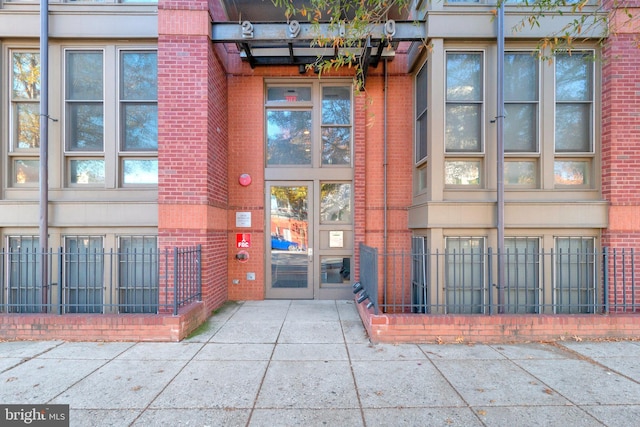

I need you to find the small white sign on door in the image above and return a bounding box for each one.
[329,231,344,248]
[236,212,252,228]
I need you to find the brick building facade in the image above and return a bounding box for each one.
[1,0,639,341]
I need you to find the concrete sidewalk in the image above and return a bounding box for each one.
[1,300,640,426]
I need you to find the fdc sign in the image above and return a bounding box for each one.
[236,233,251,249]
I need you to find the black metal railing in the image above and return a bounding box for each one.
[0,246,201,316]
[358,243,640,315]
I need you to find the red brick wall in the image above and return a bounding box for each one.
[357,302,640,343]
[158,2,229,312]
[0,303,208,342]
[601,11,640,249]
[357,71,414,291]
[226,75,265,300]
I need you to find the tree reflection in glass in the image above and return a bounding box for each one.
[267,110,312,165]
[12,52,40,149]
[320,183,351,222]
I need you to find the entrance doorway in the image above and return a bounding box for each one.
[266,183,313,299]
[265,181,353,299]
[264,81,354,299]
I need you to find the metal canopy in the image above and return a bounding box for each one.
[213,1,425,74]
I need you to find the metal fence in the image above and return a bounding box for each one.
[358,243,640,315]
[0,246,201,316]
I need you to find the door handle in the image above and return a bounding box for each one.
[308,248,313,262]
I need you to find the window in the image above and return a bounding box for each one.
[10,51,40,186]
[554,52,594,187]
[320,182,352,223]
[415,63,428,192]
[504,237,540,313]
[65,50,105,185]
[65,236,104,313]
[321,86,352,165]
[504,52,539,187]
[7,236,41,313]
[64,48,158,187]
[445,52,483,187]
[446,52,483,153]
[411,236,428,313]
[265,83,352,168]
[119,236,158,313]
[415,63,428,163]
[320,257,350,284]
[555,237,596,313]
[120,51,158,185]
[445,237,485,313]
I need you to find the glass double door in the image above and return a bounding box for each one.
[266,182,352,299]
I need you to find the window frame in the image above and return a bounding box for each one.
[444,50,486,189]
[264,82,353,170]
[9,49,41,188]
[118,49,159,187]
[553,50,596,189]
[64,48,106,187]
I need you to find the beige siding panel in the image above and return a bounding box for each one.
[409,201,608,229]
[0,202,157,227]
[0,10,157,38]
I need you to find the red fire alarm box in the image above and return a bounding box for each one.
[236,233,251,249]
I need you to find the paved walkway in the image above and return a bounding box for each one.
[1,300,640,426]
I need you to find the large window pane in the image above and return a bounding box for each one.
[320,183,352,223]
[66,52,103,100]
[416,63,428,163]
[322,86,351,124]
[121,52,157,100]
[267,110,312,165]
[555,52,592,156]
[505,53,538,154]
[65,236,104,314]
[122,104,158,150]
[119,236,158,314]
[12,52,40,150]
[12,52,40,100]
[445,237,485,314]
[555,237,595,313]
[322,127,351,165]
[8,236,42,313]
[555,104,591,152]
[67,104,104,151]
[446,105,481,152]
[70,159,105,184]
[446,53,482,101]
[15,103,40,149]
[505,53,538,102]
[66,51,104,156]
[504,237,540,314]
[505,104,537,152]
[556,54,592,102]
[445,160,481,186]
[123,159,158,185]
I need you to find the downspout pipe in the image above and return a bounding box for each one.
[39,0,49,303]
[496,1,505,313]
[383,59,388,297]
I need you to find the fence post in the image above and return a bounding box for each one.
[173,247,179,315]
[197,245,202,298]
[488,247,493,315]
[58,248,63,314]
[602,247,609,314]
